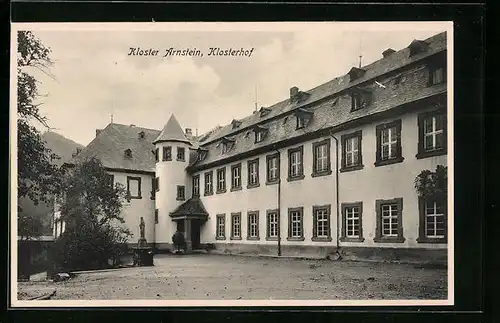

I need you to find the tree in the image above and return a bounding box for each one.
[17,31,62,239]
[414,165,448,199]
[50,158,132,271]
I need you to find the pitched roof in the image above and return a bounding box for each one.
[153,114,191,145]
[169,198,209,217]
[189,32,447,169]
[196,32,446,147]
[69,123,160,172]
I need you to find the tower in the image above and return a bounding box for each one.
[153,114,192,249]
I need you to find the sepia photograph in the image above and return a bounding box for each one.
[10,21,453,307]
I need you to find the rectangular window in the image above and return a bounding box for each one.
[154,177,159,192]
[231,212,241,240]
[288,146,304,181]
[266,209,279,240]
[177,147,185,161]
[216,214,226,240]
[155,209,159,224]
[204,171,213,196]
[417,111,447,159]
[296,116,305,129]
[216,167,226,193]
[231,164,242,190]
[341,202,364,242]
[341,130,363,172]
[255,131,264,143]
[176,185,185,201]
[163,146,172,161]
[192,175,200,197]
[429,65,446,85]
[375,119,403,167]
[312,139,331,176]
[375,198,405,243]
[247,211,259,240]
[247,158,259,188]
[351,92,363,111]
[418,197,447,243]
[126,176,142,199]
[312,205,331,241]
[151,177,156,200]
[287,207,304,240]
[155,148,159,163]
[266,153,280,184]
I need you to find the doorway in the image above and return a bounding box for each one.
[191,220,201,250]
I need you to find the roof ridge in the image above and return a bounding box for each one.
[110,123,160,132]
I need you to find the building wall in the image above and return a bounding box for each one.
[108,171,156,244]
[191,106,447,251]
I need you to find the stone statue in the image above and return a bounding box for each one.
[139,217,145,239]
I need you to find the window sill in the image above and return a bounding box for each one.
[247,183,260,189]
[312,237,332,242]
[374,157,404,167]
[287,237,305,242]
[128,196,142,200]
[230,236,242,241]
[216,189,227,194]
[230,187,242,192]
[311,170,332,178]
[204,192,214,197]
[417,237,446,244]
[373,236,406,243]
[176,158,185,162]
[266,237,279,241]
[162,158,172,162]
[340,237,365,243]
[266,180,279,186]
[247,237,260,241]
[176,197,185,201]
[216,236,226,241]
[416,149,447,159]
[287,175,305,182]
[340,164,364,173]
[192,194,200,198]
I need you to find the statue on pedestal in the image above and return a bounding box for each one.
[137,217,147,248]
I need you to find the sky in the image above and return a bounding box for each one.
[16,23,448,146]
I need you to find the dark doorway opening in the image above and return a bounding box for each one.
[191,220,201,250]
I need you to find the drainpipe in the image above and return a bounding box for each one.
[274,146,282,256]
[329,132,341,253]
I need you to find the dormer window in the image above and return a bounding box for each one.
[138,131,145,139]
[124,149,132,159]
[197,148,208,162]
[289,86,311,103]
[348,67,366,83]
[408,39,429,57]
[231,119,242,129]
[427,53,447,86]
[259,107,271,118]
[221,137,235,154]
[294,108,313,130]
[253,125,268,143]
[350,87,372,112]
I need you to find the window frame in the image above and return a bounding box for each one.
[416,110,447,159]
[340,202,365,242]
[247,211,260,240]
[216,214,226,240]
[340,130,364,172]
[287,207,304,241]
[176,147,185,161]
[287,146,305,182]
[312,138,332,177]
[192,174,200,197]
[126,176,142,199]
[266,209,279,241]
[255,130,264,143]
[374,198,405,243]
[216,167,227,194]
[204,171,213,196]
[155,148,160,163]
[375,119,404,167]
[312,205,332,242]
[231,163,242,191]
[247,158,260,189]
[176,185,185,201]
[417,196,447,243]
[162,146,172,161]
[151,177,157,200]
[266,153,280,185]
[230,212,242,240]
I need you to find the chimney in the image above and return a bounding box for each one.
[382,48,396,58]
[185,128,192,136]
[96,129,102,137]
[290,86,299,99]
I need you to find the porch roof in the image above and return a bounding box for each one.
[169,197,209,220]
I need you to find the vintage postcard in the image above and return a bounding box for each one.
[10,21,454,307]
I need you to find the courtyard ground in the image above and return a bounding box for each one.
[17,253,447,300]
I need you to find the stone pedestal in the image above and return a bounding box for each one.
[133,238,154,266]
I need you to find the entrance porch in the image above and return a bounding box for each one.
[169,197,209,252]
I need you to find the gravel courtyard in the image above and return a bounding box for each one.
[18,254,447,300]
